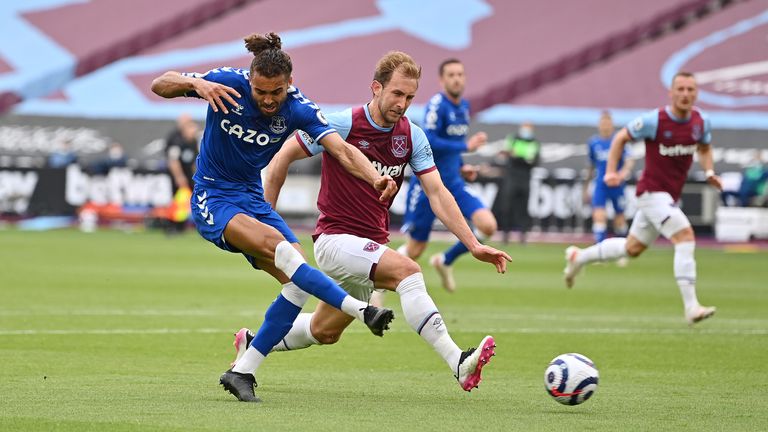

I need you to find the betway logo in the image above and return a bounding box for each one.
[659,143,697,157]
[372,160,406,177]
[65,165,172,206]
[0,170,38,213]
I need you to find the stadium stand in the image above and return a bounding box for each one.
[0,0,257,114]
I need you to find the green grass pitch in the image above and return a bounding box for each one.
[1,228,766,431]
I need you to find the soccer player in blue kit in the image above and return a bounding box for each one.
[151,32,398,402]
[584,111,634,244]
[392,58,498,293]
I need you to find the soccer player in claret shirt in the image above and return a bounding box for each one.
[235,51,511,392]
[584,111,634,245]
[151,32,398,402]
[563,72,722,325]
[394,58,497,294]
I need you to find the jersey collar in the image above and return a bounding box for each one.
[363,103,394,132]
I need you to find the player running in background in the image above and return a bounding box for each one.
[236,51,511,392]
[394,58,497,293]
[583,111,634,245]
[563,72,722,325]
[151,32,397,403]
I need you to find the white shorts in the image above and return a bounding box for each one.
[313,233,388,303]
[629,192,692,246]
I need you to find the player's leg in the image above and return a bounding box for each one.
[591,207,608,243]
[609,187,630,266]
[375,249,496,391]
[430,189,489,292]
[659,210,716,325]
[220,214,392,399]
[564,200,654,288]
[591,183,609,243]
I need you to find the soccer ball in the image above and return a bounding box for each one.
[544,353,599,405]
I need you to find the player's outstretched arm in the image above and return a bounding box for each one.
[419,170,512,273]
[263,135,310,208]
[604,128,632,187]
[150,71,241,114]
[697,143,722,190]
[319,133,397,202]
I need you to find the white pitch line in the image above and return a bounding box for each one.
[0,327,766,336]
[2,309,766,326]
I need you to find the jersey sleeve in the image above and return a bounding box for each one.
[587,138,597,165]
[409,123,437,175]
[625,110,659,141]
[423,94,443,132]
[180,67,248,99]
[290,87,337,144]
[700,110,713,145]
[295,110,351,157]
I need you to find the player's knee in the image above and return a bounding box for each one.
[396,259,422,281]
[312,328,343,345]
[625,242,645,257]
[479,220,497,238]
[671,227,695,243]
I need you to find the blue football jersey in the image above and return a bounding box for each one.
[183,67,335,206]
[422,92,471,189]
[587,133,630,183]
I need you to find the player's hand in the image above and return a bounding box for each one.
[374,175,398,202]
[603,171,621,187]
[460,165,479,182]
[469,244,512,274]
[467,132,488,152]
[193,79,241,114]
[706,173,723,191]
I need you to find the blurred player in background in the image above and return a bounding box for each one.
[563,72,722,325]
[238,51,510,392]
[583,111,634,247]
[391,58,497,294]
[151,32,397,402]
[164,113,199,234]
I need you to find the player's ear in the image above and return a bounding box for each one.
[288,75,293,86]
[371,80,382,97]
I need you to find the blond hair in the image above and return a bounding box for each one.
[373,51,421,87]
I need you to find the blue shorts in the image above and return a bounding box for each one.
[190,184,298,269]
[591,182,626,214]
[402,180,485,242]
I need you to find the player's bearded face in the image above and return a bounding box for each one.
[375,71,418,126]
[250,73,291,116]
[441,63,465,99]
[670,76,698,114]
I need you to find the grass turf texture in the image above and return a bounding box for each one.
[1,228,766,431]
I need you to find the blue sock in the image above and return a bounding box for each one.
[290,263,346,310]
[443,241,469,266]
[250,294,301,355]
[594,229,607,243]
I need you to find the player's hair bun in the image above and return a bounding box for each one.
[244,32,282,56]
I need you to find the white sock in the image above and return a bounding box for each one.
[341,296,367,321]
[396,244,409,256]
[674,241,700,311]
[577,237,628,265]
[369,290,386,307]
[396,273,461,371]
[232,347,265,377]
[615,224,628,237]
[272,312,319,351]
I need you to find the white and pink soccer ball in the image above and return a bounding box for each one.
[544,353,599,405]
